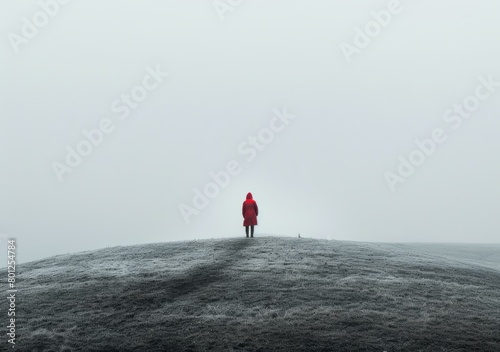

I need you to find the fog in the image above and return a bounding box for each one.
[1,0,499,264]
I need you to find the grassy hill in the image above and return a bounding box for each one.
[4,237,500,351]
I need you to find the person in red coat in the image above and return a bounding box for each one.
[242,192,258,237]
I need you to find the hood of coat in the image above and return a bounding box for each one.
[246,192,253,200]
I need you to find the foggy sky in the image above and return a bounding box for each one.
[1,0,500,264]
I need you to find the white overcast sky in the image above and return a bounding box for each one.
[1,0,500,264]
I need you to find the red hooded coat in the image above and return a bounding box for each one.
[242,192,258,226]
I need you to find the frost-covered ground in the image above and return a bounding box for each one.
[2,236,500,351]
[389,243,500,272]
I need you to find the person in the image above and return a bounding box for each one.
[242,192,258,237]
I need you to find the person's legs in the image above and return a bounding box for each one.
[245,226,249,237]
[250,225,254,237]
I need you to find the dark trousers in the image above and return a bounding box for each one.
[245,226,254,237]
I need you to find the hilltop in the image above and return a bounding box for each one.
[5,237,500,351]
